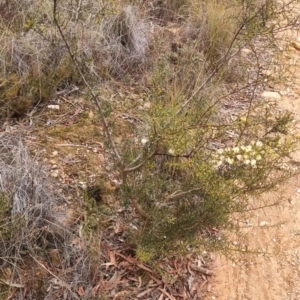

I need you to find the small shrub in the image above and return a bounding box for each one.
[106,0,298,260]
[51,0,299,264]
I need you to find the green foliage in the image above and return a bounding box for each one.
[113,0,298,260]
[125,97,297,260]
[0,193,14,240]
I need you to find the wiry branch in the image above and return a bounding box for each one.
[53,0,122,163]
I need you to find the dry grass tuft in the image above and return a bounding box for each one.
[0,1,150,118]
[0,133,69,251]
[100,5,149,76]
[0,133,76,298]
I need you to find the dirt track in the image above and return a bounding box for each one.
[206,6,300,299]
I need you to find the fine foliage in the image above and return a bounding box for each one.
[51,0,299,260]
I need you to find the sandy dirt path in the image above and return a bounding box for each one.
[206,5,300,300]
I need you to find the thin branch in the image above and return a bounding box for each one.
[75,0,83,25]
[124,151,156,174]
[52,0,121,162]
[131,198,150,219]
[176,1,273,117]
[30,255,80,300]
[167,188,202,201]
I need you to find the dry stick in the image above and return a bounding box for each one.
[53,0,121,163]
[123,150,157,173]
[30,255,80,300]
[0,279,24,288]
[74,0,83,25]
[131,198,150,219]
[158,288,176,300]
[190,264,213,276]
[167,188,202,201]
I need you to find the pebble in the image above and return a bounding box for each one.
[52,151,58,156]
[51,170,59,178]
[292,41,300,51]
[261,70,272,77]
[259,221,269,227]
[144,102,151,109]
[261,91,281,100]
[241,48,252,58]
[47,105,60,110]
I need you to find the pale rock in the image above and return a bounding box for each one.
[259,221,269,227]
[261,70,272,77]
[47,105,60,110]
[144,102,151,109]
[261,91,281,100]
[241,48,252,58]
[88,111,94,119]
[292,41,300,51]
[79,181,87,189]
[280,90,288,96]
[51,170,59,178]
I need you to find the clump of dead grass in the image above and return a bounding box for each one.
[0,133,72,296]
[0,0,150,118]
[100,5,149,76]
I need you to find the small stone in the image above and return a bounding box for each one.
[261,91,281,100]
[79,181,87,189]
[280,90,288,96]
[261,70,272,77]
[51,170,59,178]
[52,151,58,156]
[144,102,151,109]
[259,221,269,227]
[47,105,60,110]
[241,48,252,58]
[88,111,94,119]
[292,41,300,51]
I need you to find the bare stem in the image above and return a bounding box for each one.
[53,0,121,163]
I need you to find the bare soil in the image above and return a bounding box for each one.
[206,18,300,300]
